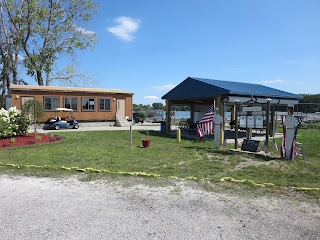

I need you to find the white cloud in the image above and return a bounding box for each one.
[259,79,284,84]
[144,96,160,100]
[259,79,304,85]
[108,16,140,42]
[12,53,24,61]
[152,84,176,91]
[77,27,95,36]
[283,60,297,64]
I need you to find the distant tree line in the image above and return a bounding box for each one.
[297,94,320,113]
[133,102,190,111]
[133,102,190,118]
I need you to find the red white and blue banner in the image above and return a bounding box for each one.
[281,116,303,160]
[197,104,214,138]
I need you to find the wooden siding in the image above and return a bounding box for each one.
[11,89,133,122]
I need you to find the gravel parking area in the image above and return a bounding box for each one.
[0,175,319,239]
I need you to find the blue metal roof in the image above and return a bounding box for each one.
[162,77,303,100]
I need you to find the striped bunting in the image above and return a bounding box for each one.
[197,104,214,138]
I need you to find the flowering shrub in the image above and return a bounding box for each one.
[0,107,31,139]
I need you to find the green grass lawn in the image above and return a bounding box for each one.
[0,129,319,191]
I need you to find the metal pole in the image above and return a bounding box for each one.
[265,98,272,150]
[130,125,132,147]
[234,99,239,149]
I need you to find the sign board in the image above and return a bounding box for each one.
[240,116,247,128]
[255,116,264,129]
[241,139,260,152]
[247,116,255,128]
[242,107,262,112]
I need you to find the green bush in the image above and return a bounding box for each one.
[0,99,5,109]
[0,107,31,138]
[308,123,320,129]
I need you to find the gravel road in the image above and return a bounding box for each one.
[0,175,319,240]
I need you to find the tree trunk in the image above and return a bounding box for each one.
[12,49,19,84]
[46,72,50,86]
[36,70,44,86]
[1,58,9,102]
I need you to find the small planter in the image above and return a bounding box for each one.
[142,139,151,148]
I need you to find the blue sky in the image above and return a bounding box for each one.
[27,0,320,105]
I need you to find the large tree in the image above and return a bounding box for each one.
[0,0,99,88]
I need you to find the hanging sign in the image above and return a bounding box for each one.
[242,107,262,112]
[247,116,255,128]
[240,116,247,128]
[255,116,263,128]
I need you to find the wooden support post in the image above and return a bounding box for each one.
[190,101,194,123]
[232,104,236,121]
[216,95,225,145]
[166,100,172,133]
[230,104,235,129]
[270,105,275,137]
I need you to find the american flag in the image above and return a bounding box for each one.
[223,138,227,147]
[291,117,303,160]
[263,140,269,154]
[197,104,214,138]
[280,116,286,158]
[281,116,303,160]
[273,138,278,151]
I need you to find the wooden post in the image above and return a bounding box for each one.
[230,104,235,129]
[265,98,271,150]
[166,100,172,133]
[216,95,225,145]
[270,105,275,137]
[190,101,194,123]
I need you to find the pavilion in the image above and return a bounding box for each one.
[162,77,303,149]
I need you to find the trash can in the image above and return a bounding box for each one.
[160,121,166,133]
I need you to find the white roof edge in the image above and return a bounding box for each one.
[9,84,134,95]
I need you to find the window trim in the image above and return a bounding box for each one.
[64,97,78,112]
[98,98,112,112]
[43,96,60,111]
[81,97,96,112]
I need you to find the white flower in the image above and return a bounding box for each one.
[8,106,17,113]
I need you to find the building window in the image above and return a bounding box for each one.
[44,97,59,111]
[64,97,78,111]
[82,97,95,111]
[99,98,111,111]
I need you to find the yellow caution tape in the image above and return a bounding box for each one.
[219,177,319,191]
[0,162,319,192]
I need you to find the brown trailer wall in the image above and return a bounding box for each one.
[11,90,133,122]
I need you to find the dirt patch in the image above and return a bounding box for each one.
[0,133,64,148]
[0,175,319,239]
[233,157,281,170]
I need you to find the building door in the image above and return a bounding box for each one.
[21,96,35,118]
[117,99,126,119]
[21,96,35,107]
